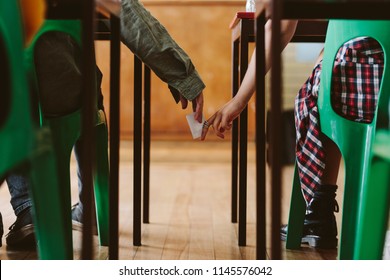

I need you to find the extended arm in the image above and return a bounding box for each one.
[201,19,298,139]
[120,0,205,121]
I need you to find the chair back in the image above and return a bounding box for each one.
[0,0,35,176]
[25,18,110,249]
[319,20,390,157]
[0,1,73,260]
[318,19,390,259]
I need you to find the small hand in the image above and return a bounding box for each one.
[200,97,244,141]
[180,92,204,123]
[200,113,227,141]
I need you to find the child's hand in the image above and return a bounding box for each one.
[201,97,245,141]
[179,92,204,123]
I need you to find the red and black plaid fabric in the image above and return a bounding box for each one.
[295,37,384,203]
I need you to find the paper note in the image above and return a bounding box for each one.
[186,113,205,139]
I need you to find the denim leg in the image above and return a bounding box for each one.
[5,174,33,216]
[74,138,84,212]
[73,136,98,222]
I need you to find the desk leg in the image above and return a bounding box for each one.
[143,66,151,224]
[238,107,248,247]
[238,21,251,247]
[81,0,96,260]
[109,15,121,260]
[270,0,283,260]
[231,39,239,224]
[133,56,143,246]
[256,12,267,260]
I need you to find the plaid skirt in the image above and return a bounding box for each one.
[295,37,384,203]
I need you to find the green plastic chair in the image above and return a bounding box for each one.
[24,19,110,254]
[0,0,70,259]
[285,20,390,260]
[354,130,390,259]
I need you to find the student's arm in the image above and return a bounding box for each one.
[120,0,205,121]
[201,19,298,139]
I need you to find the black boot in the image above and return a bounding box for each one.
[281,185,339,249]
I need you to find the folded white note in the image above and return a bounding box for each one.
[186,113,205,139]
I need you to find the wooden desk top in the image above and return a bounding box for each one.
[45,0,121,19]
[255,0,390,19]
[230,11,328,43]
[229,12,255,29]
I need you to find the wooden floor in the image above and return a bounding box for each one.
[0,140,388,260]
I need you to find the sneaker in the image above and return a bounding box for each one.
[6,207,36,248]
[71,203,98,235]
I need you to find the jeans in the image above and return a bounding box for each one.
[1,31,104,231]
[0,174,33,236]
[5,174,33,216]
[74,138,85,212]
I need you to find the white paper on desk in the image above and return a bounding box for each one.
[186,113,205,139]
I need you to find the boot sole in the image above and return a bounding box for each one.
[281,232,337,249]
[301,235,338,249]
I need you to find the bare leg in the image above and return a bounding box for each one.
[321,136,341,185]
